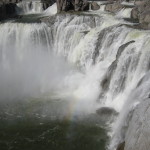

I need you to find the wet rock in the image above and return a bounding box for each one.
[57,0,74,12]
[96,107,118,124]
[96,107,118,116]
[91,2,100,11]
[132,0,150,29]
[57,0,89,12]
[131,7,139,20]
[42,0,56,6]
[111,2,122,12]
[105,1,122,13]
[140,11,150,23]
[41,0,56,10]
[81,0,89,11]
[117,142,125,150]
[105,3,113,12]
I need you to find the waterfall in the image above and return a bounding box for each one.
[1,3,150,150]
[16,0,44,14]
[44,13,150,149]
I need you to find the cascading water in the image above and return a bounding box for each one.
[16,0,44,14]
[1,2,150,150]
[44,11,150,150]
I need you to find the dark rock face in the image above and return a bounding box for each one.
[56,0,89,12]
[131,7,138,20]
[96,107,118,116]
[96,107,118,124]
[91,2,100,11]
[116,142,125,150]
[41,0,56,9]
[0,2,18,21]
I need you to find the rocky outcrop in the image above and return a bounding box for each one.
[0,1,19,21]
[105,1,122,13]
[91,2,100,10]
[96,107,118,124]
[137,1,150,29]
[41,0,56,9]
[104,0,150,29]
[131,0,150,29]
[56,0,89,12]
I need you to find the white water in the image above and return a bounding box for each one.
[116,8,132,18]
[17,0,44,14]
[1,3,150,150]
[43,3,57,15]
[45,11,150,150]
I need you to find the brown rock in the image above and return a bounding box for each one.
[135,1,146,7]
[105,4,112,12]
[131,7,139,20]
[91,2,100,11]
[143,12,150,23]
[105,1,122,13]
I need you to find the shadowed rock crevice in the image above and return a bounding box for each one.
[56,0,89,12]
[0,2,18,20]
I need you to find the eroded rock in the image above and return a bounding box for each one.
[91,2,100,11]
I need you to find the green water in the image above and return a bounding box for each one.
[0,12,109,150]
[0,99,108,150]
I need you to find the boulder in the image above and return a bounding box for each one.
[96,107,118,116]
[105,4,112,12]
[91,2,100,11]
[131,7,139,20]
[96,107,118,123]
[111,2,122,12]
[105,2,122,13]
